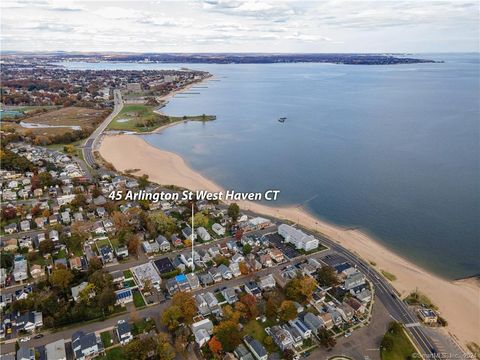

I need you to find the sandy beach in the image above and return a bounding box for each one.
[100,133,479,348]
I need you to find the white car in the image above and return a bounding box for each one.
[19,336,31,342]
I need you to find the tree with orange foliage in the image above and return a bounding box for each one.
[239,294,257,320]
[171,291,197,325]
[127,235,140,259]
[208,336,222,355]
[239,261,250,275]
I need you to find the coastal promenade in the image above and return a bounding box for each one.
[82,89,123,168]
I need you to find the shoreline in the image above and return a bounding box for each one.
[99,133,479,348]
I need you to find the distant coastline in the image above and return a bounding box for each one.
[0,52,438,65]
[99,71,478,347]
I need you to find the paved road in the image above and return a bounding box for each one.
[1,215,457,357]
[296,224,456,358]
[82,90,123,168]
[0,235,326,354]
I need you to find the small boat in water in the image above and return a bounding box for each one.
[278,117,287,123]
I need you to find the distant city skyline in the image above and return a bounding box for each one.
[1,0,479,53]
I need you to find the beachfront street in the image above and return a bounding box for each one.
[1,216,455,359]
[82,89,123,168]
[294,223,453,358]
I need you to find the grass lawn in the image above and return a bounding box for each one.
[123,269,133,279]
[98,347,126,360]
[215,292,226,303]
[380,322,417,360]
[108,104,160,132]
[53,248,67,260]
[96,238,111,251]
[132,290,146,308]
[133,318,155,335]
[100,331,113,348]
[8,107,108,137]
[110,237,120,248]
[242,320,266,342]
[108,104,215,132]
[381,270,397,281]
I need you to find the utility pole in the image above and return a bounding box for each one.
[191,202,195,272]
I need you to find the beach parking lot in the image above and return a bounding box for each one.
[264,232,300,259]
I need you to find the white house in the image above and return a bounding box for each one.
[196,227,211,241]
[116,320,133,345]
[45,339,67,360]
[71,331,101,360]
[13,256,28,282]
[278,224,319,251]
[212,223,225,236]
[191,319,213,347]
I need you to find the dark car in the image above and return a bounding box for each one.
[33,333,44,339]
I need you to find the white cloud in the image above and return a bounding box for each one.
[0,0,478,52]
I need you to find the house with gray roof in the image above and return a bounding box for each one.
[234,344,255,360]
[244,335,268,360]
[301,312,323,336]
[71,331,102,360]
[45,339,66,360]
[16,346,34,360]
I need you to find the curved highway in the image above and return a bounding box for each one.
[296,224,444,358]
[83,89,123,168]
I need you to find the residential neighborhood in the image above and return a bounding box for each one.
[0,136,386,360]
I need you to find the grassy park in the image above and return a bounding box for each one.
[380,322,417,360]
[108,104,215,132]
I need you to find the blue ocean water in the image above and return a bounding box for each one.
[61,54,480,279]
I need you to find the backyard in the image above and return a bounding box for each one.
[132,289,146,308]
[98,347,126,360]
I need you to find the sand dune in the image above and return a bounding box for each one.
[100,133,479,347]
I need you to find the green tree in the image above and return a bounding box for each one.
[285,276,317,302]
[38,239,55,255]
[89,269,113,291]
[50,268,73,291]
[279,300,297,322]
[0,252,14,269]
[214,255,230,267]
[138,174,149,189]
[161,306,182,330]
[87,257,103,275]
[124,337,157,360]
[265,296,279,320]
[227,203,240,222]
[214,320,241,352]
[149,212,177,237]
[318,328,336,349]
[317,266,339,287]
[242,244,252,255]
[37,172,55,188]
[190,212,209,228]
[98,287,116,311]
[157,333,175,360]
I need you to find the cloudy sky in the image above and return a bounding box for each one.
[1,0,478,53]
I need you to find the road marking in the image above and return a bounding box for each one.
[405,323,422,328]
